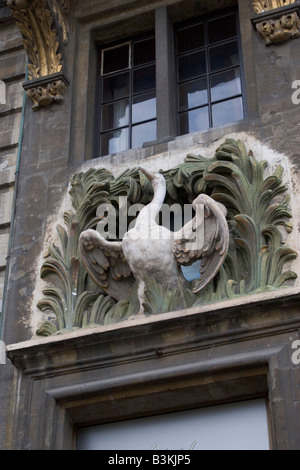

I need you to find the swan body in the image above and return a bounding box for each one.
[79,168,229,317]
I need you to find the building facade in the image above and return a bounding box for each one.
[0,0,300,450]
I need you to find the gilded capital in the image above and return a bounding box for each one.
[7,0,33,8]
[252,0,296,14]
[7,0,69,109]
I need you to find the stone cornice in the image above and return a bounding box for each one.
[7,0,69,110]
[6,286,300,375]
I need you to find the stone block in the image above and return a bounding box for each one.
[0,233,9,268]
[0,166,15,188]
[0,80,24,113]
[0,23,23,53]
[0,148,18,169]
[0,189,13,226]
[0,48,26,81]
[0,111,21,148]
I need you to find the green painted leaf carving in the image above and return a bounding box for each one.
[36,139,298,336]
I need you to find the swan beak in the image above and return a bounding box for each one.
[140,167,155,181]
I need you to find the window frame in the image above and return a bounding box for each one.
[95,31,157,158]
[174,8,247,137]
[93,7,246,158]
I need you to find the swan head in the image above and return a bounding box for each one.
[140,168,166,191]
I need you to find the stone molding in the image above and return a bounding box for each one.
[251,1,300,45]
[5,287,300,449]
[7,0,69,110]
[23,71,69,110]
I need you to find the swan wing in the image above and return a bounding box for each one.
[79,229,135,301]
[173,194,229,293]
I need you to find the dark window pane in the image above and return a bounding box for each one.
[102,44,130,75]
[100,128,129,156]
[132,92,156,124]
[102,72,130,102]
[212,97,243,127]
[179,106,209,135]
[101,99,129,131]
[133,38,155,66]
[132,120,156,148]
[133,65,156,94]
[208,14,237,44]
[211,69,241,102]
[176,23,205,54]
[209,41,239,73]
[178,78,208,110]
[178,50,206,82]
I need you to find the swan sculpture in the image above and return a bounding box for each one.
[79,168,229,316]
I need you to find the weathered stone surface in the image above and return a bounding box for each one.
[0,233,9,268]
[1,0,300,451]
[0,48,26,81]
[0,22,23,52]
[0,189,13,226]
[0,112,21,149]
[0,80,24,113]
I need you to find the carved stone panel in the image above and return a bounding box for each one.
[35,139,298,337]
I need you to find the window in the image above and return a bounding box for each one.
[176,11,244,135]
[95,9,244,157]
[97,34,156,157]
[77,399,270,450]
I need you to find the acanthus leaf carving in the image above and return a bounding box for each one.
[35,139,298,336]
[7,0,69,109]
[252,0,296,14]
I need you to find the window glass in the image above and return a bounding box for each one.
[176,23,205,54]
[102,44,130,75]
[133,38,155,66]
[212,96,243,127]
[101,99,130,131]
[210,69,241,102]
[132,92,156,123]
[98,34,156,156]
[178,50,206,82]
[175,11,243,137]
[133,65,156,94]
[179,106,209,135]
[102,72,130,102]
[209,41,239,73]
[77,399,270,450]
[100,128,129,156]
[178,78,208,110]
[132,120,156,148]
[208,14,237,44]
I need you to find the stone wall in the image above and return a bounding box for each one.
[0,4,25,451]
[0,5,25,319]
[1,0,300,450]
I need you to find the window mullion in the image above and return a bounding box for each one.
[155,7,176,142]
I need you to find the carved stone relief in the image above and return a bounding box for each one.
[252,0,300,45]
[7,0,69,110]
[252,0,296,14]
[35,139,298,336]
[79,170,229,318]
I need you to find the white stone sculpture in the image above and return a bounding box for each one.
[79,168,229,316]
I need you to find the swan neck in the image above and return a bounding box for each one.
[137,182,166,225]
